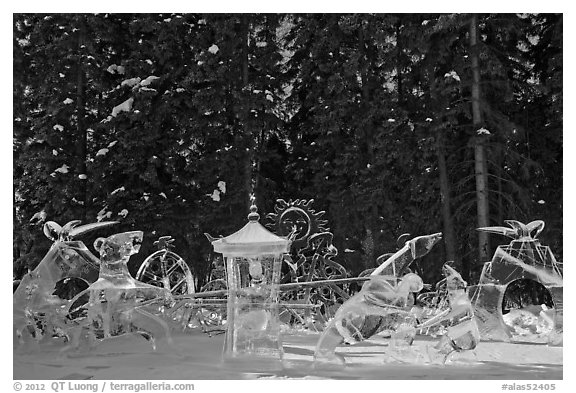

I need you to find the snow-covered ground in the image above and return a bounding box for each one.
[13,329,562,380]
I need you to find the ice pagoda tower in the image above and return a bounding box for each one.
[206,200,291,361]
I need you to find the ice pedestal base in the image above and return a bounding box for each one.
[223,286,284,361]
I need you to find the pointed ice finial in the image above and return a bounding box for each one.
[153,236,175,250]
[248,195,260,222]
[477,220,545,240]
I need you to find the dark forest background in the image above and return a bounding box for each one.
[13,13,562,287]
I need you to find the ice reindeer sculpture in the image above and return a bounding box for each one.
[13,220,117,345]
[65,231,174,350]
[468,220,563,345]
[313,232,443,365]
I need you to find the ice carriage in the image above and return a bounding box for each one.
[159,198,442,335]
[468,220,563,345]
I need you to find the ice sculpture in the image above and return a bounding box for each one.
[312,232,442,365]
[314,273,424,365]
[356,232,442,339]
[416,264,480,363]
[13,220,117,345]
[136,235,195,295]
[206,200,291,362]
[266,199,349,327]
[468,220,563,345]
[266,198,329,252]
[65,231,173,350]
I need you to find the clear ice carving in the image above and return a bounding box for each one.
[313,232,442,365]
[314,273,424,365]
[469,220,563,345]
[136,236,196,295]
[13,220,117,346]
[416,264,480,363]
[266,199,349,327]
[206,201,291,361]
[368,232,443,277]
[356,233,442,339]
[65,231,173,351]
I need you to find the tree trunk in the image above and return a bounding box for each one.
[470,14,491,264]
[359,20,378,269]
[76,16,88,221]
[435,128,460,271]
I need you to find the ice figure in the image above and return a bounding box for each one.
[136,235,196,296]
[416,264,480,363]
[468,220,563,345]
[13,220,117,346]
[313,233,442,366]
[314,273,424,365]
[314,277,426,363]
[206,201,291,362]
[65,231,173,350]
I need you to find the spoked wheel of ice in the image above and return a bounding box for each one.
[136,236,195,296]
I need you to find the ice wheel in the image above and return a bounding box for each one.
[136,237,195,295]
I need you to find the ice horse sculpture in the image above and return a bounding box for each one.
[13,220,117,345]
[468,220,563,346]
[66,231,173,350]
[313,232,442,365]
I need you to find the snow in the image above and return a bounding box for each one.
[97,207,112,222]
[118,209,129,218]
[217,181,226,194]
[140,76,160,87]
[111,98,134,117]
[444,71,461,82]
[96,148,109,157]
[209,189,221,202]
[54,164,69,174]
[53,124,64,131]
[29,210,47,223]
[111,186,125,195]
[121,77,141,88]
[208,44,219,54]
[13,331,562,380]
[477,127,491,135]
